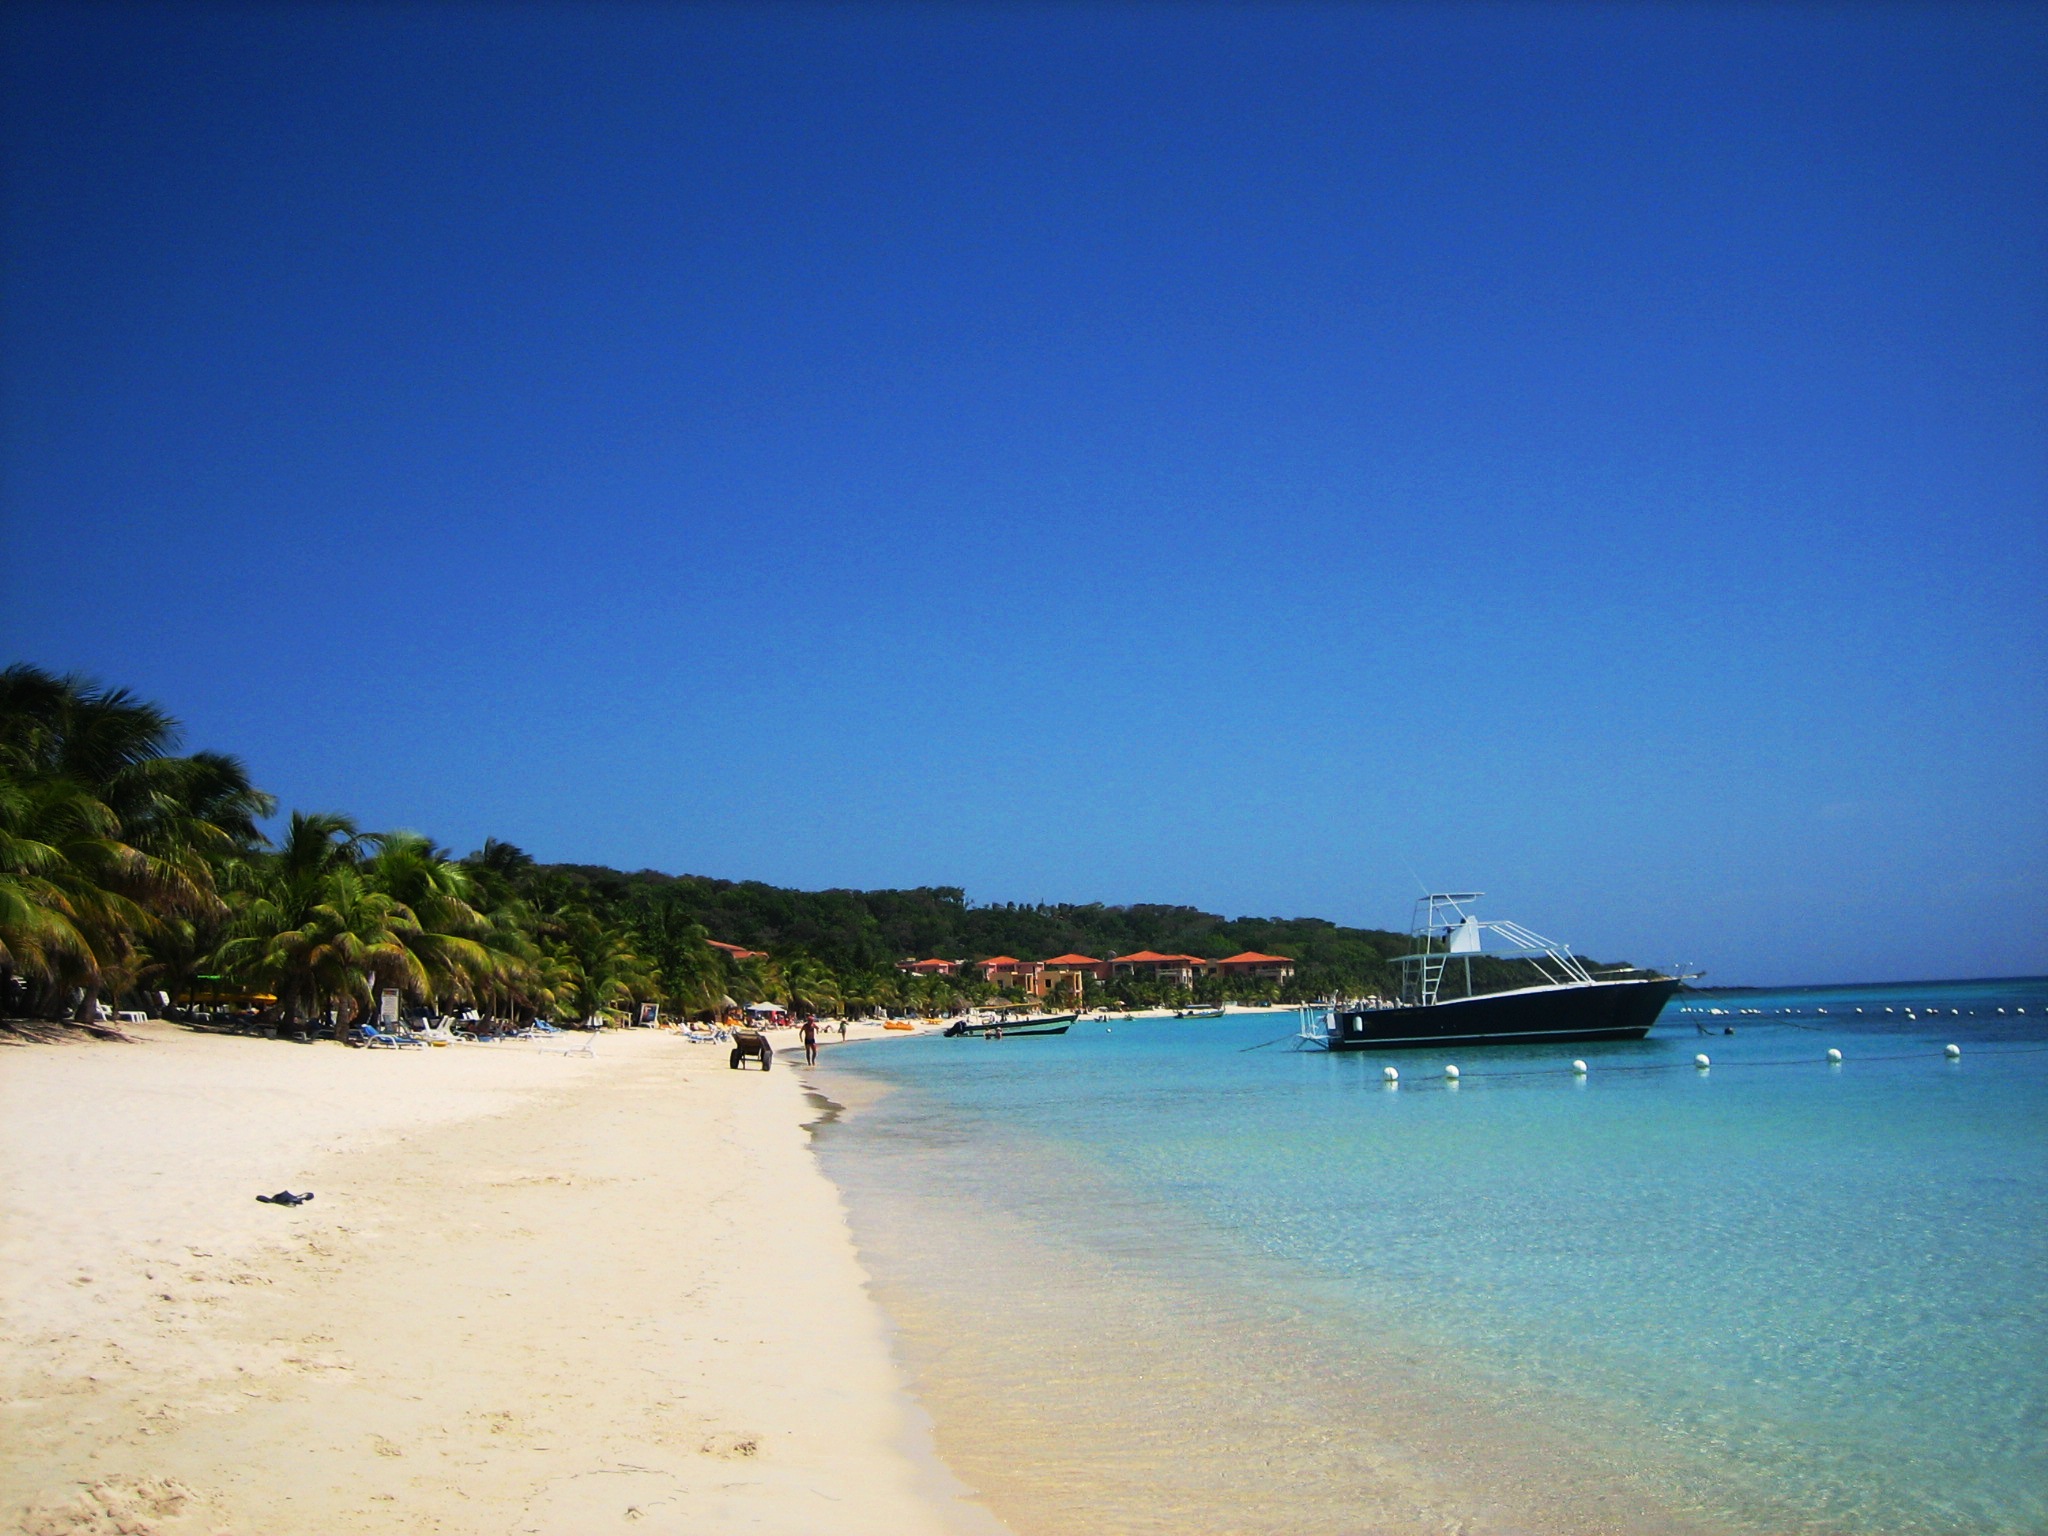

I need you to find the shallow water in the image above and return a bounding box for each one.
[814,979,2048,1536]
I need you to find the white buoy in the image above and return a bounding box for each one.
[1827,1048,1842,1063]
[1572,1059,1588,1074]
[1444,1064,1460,1080]
[1945,1043,1961,1059]
[1383,1065,1399,1083]
[1951,1008,1960,1016]
[1694,1053,1711,1069]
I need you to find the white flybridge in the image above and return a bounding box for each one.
[1399,893,1598,1007]
[1304,893,1679,1052]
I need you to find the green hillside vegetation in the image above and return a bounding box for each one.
[529,863,1419,1009]
[2,665,1625,1029]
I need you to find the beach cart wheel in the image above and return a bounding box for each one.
[729,1049,742,1070]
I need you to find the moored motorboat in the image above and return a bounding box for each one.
[943,1011,1077,1038]
[1302,894,1678,1051]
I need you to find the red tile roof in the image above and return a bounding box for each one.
[979,956,1021,966]
[707,939,768,960]
[1218,951,1295,965]
[1042,953,1104,966]
[1112,951,1211,965]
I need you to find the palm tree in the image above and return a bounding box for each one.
[362,833,498,1007]
[524,942,584,1023]
[0,770,107,996]
[0,666,179,786]
[0,666,264,1018]
[462,838,535,911]
[622,897,728,1015]
[733,953,781,1008]
[549,910,657,1025]
[783,955,843,1017]
[840,973,883,1019]
[217,812,367,1024]
[223,866,431,1027]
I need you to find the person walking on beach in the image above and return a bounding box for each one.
[801,1016,819,1067]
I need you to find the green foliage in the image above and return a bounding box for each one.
[506,868,1417,1004]
[0,665,272,1017]
[4,667,1616,1027]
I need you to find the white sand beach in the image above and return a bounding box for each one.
[0,1021,997,1536]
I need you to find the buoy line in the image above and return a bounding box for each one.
[1319,1042,2048,1089]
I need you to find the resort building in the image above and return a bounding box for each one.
[896,957,961,976]
[1109,951,1214,987]
[977,956,1047,997]
[1040,953,1110,998]
[1215,951,1297,982]
[707,939,769,961]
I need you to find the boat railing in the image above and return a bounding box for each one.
[1394,895,1598,1005]
[1295,1003,1334,1050]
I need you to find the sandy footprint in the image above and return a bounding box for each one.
[18,1476,225,1536]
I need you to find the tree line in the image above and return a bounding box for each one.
[3,665,1596,1028]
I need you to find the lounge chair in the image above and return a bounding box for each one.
[729,1029,773,1071]
[356,1022,424,1050]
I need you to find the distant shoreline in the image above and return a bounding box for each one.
[1690,973,2048,993]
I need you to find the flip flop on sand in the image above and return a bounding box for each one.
[256,1190,314,1206]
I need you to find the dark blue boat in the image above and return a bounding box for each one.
[1307,893,1679,1051]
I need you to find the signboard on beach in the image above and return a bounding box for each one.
[379,989,400,1025]
[637,1002,659,1027]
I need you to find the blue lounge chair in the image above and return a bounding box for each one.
[356,1022,424,1050]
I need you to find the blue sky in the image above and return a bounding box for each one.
[3,2,2043,983]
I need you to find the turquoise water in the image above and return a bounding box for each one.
[816,979,2048,1536]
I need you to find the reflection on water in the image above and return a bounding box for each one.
[815,982,2048,1536]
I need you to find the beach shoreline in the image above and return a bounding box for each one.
[0,1021,999,1536]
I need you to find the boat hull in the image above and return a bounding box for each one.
[943,1013,1078,1038]
[1326,977,1679,1050]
